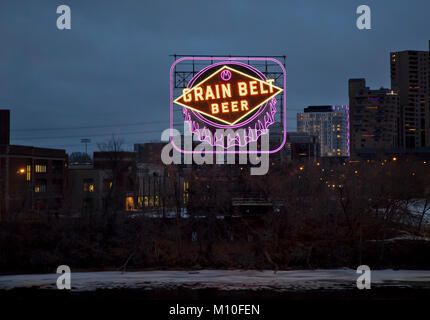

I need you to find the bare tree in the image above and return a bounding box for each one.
[97,134,124,153]
[97,135,131,217]
[416,199,430,233]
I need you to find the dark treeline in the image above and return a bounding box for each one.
[0,160,429,274]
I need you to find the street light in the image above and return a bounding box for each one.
[17,168,25,174]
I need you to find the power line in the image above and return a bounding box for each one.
[11,120,171,132]
[12,118,298,141]
[12,108,302,133]
[11,129,165,141]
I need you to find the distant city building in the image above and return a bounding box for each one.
[66,151,138,213]
[93,151,137,211]
[136,162,183,212]
[134,142,188,212]
[67,164,109,213]
[0,110,67,219]
[268,122,287,164]
[297,105,349,157]
[348,79,400,156]
[390,42,430,148]
[285,132,319,161]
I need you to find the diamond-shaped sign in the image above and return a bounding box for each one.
[174,65,283,125]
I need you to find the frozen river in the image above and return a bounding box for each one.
[1,269,430,291]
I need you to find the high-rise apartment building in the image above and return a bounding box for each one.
[348,79,399,156]
[390,42,430,148]
[297,105,349,157]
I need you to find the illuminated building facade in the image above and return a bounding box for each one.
[66,151,137,213]
[390,42,430,149]
[297,105,349,157]
[348,79,399,156]
[134,142,189,212]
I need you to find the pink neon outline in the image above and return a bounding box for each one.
[169,57,287,154]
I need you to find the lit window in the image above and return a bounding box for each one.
[183,181,189,204]
[125,197,135,211]
[34,184,46,193]
[83,179,95,192]
[35,164,47,173]
[26,165,31,181]
[103,180,112,192]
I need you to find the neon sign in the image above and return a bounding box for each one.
[174,65,282,126]
[170,57,286,153]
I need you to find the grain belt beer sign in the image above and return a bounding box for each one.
[175,65,282,126]
[170,57,286,153]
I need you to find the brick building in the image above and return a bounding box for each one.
[0,110,67,219]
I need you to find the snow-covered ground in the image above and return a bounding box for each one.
[0,269,429,291]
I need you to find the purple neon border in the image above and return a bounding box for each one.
[187,61,269,129]
[169,57,287,154]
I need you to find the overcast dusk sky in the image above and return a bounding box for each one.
[0,0,429,154]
